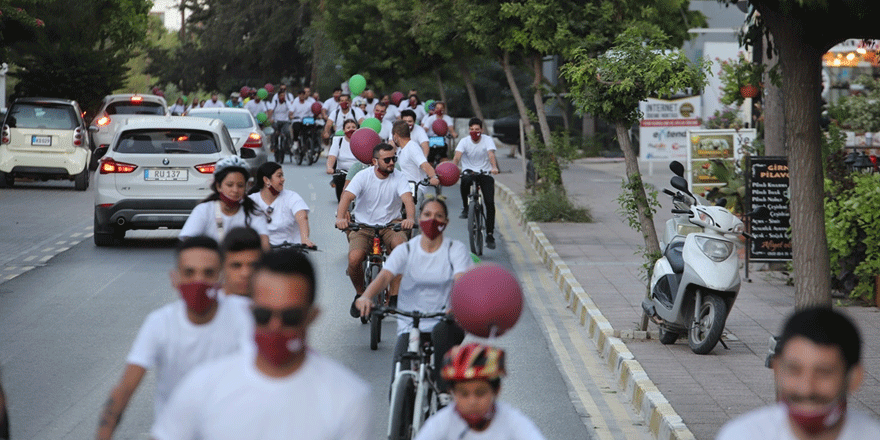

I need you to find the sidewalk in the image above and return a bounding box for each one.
[493,153,880,440]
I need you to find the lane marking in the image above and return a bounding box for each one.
[39,256,52,262]
[42,247,54,252]
[55,241,67,245]
[24,256,36,262]
[71,233,82,237]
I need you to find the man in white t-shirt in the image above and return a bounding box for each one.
[398,94,426,124]
[244,95,269,118]
[716,308,880,440]
[422,101,456,139]
[324,94,366,140]
[152,249,372,440]
[289,89,316,148]
[202,93,225,108]
[380,94,401,123]
[393,120,439,200]
[335,143,414,316]
[220,227,263,297]
[269,84,296,108]
[96,237,252,440]
[453,117,500,249]
[322,87,342,117]
[372,102,393,141]
[363,89,378,115]
[400,109,430,158]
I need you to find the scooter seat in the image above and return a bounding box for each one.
[666,241,685,274]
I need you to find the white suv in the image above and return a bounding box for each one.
[0,97,91,190]
[89,94,168,170]
[93,116,256,246]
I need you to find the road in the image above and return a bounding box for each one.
[0,158,635,439]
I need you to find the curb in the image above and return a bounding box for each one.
[496,182,695,440]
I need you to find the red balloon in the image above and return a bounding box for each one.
[350,128,381,164]
[310,102,323,115]
[391,91,404,106]
[432,118,449,136]
[451,264,523,338]
[435,162,460,186]
[240,86,250,96]
[264,83,275,93]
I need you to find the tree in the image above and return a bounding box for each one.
[725,0,880,308]
[0,2,45,62]
[563,25,709,309]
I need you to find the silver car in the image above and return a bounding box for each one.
[92,116,256,246]
[185,107,269,172]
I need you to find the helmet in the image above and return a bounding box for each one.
[214,156,249,176]
[441,343,506,382]
[352,96,367,107]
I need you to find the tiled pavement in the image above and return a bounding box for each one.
[492,153,880,440]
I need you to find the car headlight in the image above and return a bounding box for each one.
[695,236,733,262]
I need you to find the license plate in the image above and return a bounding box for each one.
[144,168,188,181]
[429,136,445,147]
[302,117,315,125]
[31,135,51,146]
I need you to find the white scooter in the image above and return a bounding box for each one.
[641,161,766,354]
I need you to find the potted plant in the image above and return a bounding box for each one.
[718,53,765,107]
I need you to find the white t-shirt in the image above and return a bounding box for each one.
[377,119,393,141]
[415,401,546,440]
[329,107,366,130]
[383,236,471,335]
[245,99,269,117]
[423,114,454,136]
[323,97,340,115]
[151,350,372,440]
[398,139,429,185]
[179,201,270,242]
[456,135,497,173]
[269,100,294,122]
[411,124,430,148]
[126,293,253,416]
[399,102,426,124]
[202,99,225,108]
[328,136,359,171]
[345,167,410,225]
[270,93,296,108]
[384,104,400,122]
[169,103,186,115]
[248,189,309,246]
[290,97,315,122]
[716,403,880,440]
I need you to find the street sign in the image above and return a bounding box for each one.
[746,156,792,262]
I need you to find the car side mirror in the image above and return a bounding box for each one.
[88,126,99,133]
[240,148,256,159]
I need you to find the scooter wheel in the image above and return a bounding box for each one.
[658,326,679,345]
[688,294,727,354]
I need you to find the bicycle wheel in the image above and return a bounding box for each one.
[475,202,484,256]
[369,265,383,350]
[467,200,478,255]
[308,134,321,165]
[293,136,304,165]
[389,377,416,440]
[274,138,285,164]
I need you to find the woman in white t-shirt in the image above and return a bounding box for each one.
[179,156,270,249]
[354,197,471,386]
[247,162,314,248]
[326,119,360,202]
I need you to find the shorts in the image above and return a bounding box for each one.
[427,145,448,164]
[347,222,406,254]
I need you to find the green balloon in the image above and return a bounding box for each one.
[471,252,481,264]
[424,99,435,113]
[361,117,382,134]
[349,74,366,96]
[256,112,268,124]
[181,95,189,104]
[335,130,344,136]
[257,88,268,100]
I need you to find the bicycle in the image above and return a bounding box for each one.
[269,242,318,252]
[462,169,489,256]
[346,222,402,344]
[373,306,449,440]
[403,177,433,234]
[299,116,323,165]
[273,121,293,164]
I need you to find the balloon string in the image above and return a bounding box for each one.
[488,325,499,341]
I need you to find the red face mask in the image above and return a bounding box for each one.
[455,404,495,431]
[345,129,356,138]
[268,184,280,197]
[470,131,481,142]
[218,192,241,209]
[179,281,217,315]
[254,329,304,367]
[340,101,351,110]
[782,398,847,436]
[375,112,385,120]
[435,109,444,116]
[419,219,446,240]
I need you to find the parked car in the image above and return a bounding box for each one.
[0,97,91,190]
[89,94,168,170]
[185,107,269,172]
[92,115,255,246]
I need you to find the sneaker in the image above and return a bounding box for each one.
[486,234,496,249]
[459,209,468,219]
[438,392,452,408]
[349,294,361,318]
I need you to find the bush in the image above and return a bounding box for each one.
[523,189,592,222]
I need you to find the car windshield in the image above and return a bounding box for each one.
[188,112,253,129]
[6,104,78,129]
[115,129,220,154]
[105,101,165,116]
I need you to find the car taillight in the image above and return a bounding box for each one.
[195,162,216,174]
[99,158,138,174]
[131,96,143,102]
[96,116,111,126]
[243,132,262,148]
[2,125,9,144]
[73,126,83,146]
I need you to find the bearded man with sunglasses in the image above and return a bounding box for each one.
[152,249,372,440]
[336,143,415,318]
[97,237,253,440]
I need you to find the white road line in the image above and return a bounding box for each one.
[42,247,54,252]
[24,256,37,262]
[4,274,17,280]
[56,241,67,245]
[39,255,52,262]
[71,232,82,237]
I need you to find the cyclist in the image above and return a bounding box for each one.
[371,102,393,141]
[327,119,361,202]
[363,89,378,115]
[179,157,270,250]
[337,143,415,316]
[400,109,430,157]
[267,92,294,154]
[354,197,470,386]
[393,120,440,200]
[323,94,366,141]
[290,88,316,151]
[353,96,368,115]
[225,92,243,108]
[415,343,547,439]
[380,94,401,123]
[422,101,456,139]
[399,93,426,124]
[322,86,343,117]
[248,162,315,248]
[269,84,295,107]
[220,227,263,297]
[452,118,499,249]
[244,91,269,118]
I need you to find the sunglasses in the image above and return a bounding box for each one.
[265,206,274,224]
[379,156,397,164]
[252,306,309,327]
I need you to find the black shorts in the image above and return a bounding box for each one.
[427,145,448,164]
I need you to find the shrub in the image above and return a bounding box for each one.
[524,188,592,222]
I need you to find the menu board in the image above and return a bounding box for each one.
[685,129,755,197]
[747,156,792,261]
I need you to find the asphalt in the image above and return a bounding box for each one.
[490,150,880,440]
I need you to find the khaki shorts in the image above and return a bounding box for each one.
[348,222,407,255]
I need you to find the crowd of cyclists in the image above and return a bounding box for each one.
[92,82,537,439]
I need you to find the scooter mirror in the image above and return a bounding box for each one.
[670,175,690,194]
[669,161,685,177]
[748,206,771,220]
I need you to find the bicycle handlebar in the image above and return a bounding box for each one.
[371,305,450,320]
[460,169,490,177]
[270,242,318,251]
[345,222,402,232]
